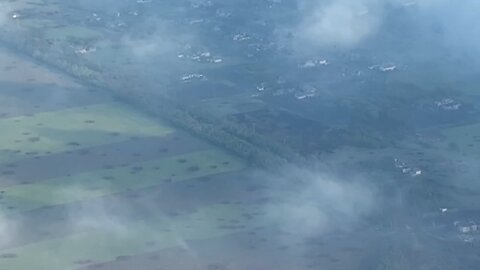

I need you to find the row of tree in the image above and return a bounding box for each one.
[0,27,300,168]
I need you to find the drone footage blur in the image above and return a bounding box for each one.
[0,0,480,269]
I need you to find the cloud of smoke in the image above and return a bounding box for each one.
[120,32,177,60]
[0,211,17,248]
[59,186,131,236]
[422,0,480,58]
[60,185,193,251]
[115,18,194,61]
[259,164,377,240]
[0,3,13,27]
[293,0,480,59]
[295,0,384,49]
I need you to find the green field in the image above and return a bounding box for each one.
[0,44,256,269]
[0,103,174,163]
[0,98,249,269]
[1,149,244,213]
[0,204,262,270]
[442,123,480,159]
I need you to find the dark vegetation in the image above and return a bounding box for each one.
[0,30,298,168]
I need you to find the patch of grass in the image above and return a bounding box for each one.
[385,62,458,93]
[0,103,174,163]
[0,150,245,212]
[44,26,102,40]
[17,19,59,30]
[0,204,261,270]
[199,94,266,116]
[6,0,56,11]
[442,123,480,158]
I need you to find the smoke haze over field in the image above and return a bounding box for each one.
[3,0,480,268]
[0,212,16,248]
[118,19,193,60]
[291,0,480,61]
[257,164,378,240]
[295,0,384,49]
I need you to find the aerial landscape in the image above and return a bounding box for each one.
[1,0,480,269]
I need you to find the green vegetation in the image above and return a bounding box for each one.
[442,123,480,158]
[198,94,266,116]
[0,38,254,270]
[0,15,297,168]
[0,149,244,212]
[0,103,173,163]
[0,204,263,270]
[44,26,102,40]
[0,150,244,213]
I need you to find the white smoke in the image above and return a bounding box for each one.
[66,198,131,236]
[61,185,193,252]
[261,165,377,240]
[120,33,177,59]
[0,211,16,248]
[293,0,478,53]
[296,0,384,49]
[117,19,193,60]
[423,0,480,58]
[0,3,13,27]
